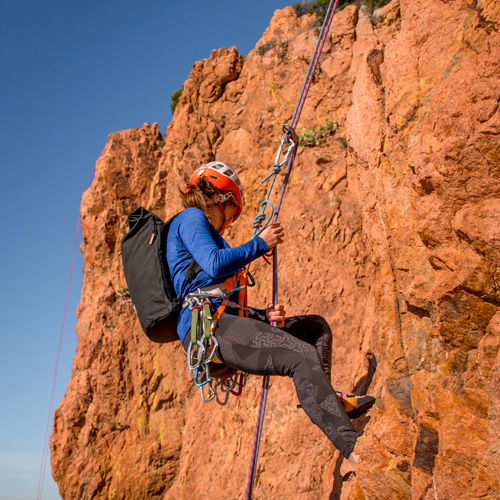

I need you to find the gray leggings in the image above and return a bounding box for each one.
[192,313,358,458]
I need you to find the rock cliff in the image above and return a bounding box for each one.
[51,1,500,498]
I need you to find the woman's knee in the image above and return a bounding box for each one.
[285,344,323,379]
[312,314,331,330]
[307,315,332,344]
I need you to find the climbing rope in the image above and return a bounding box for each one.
[245,1,339,498]
[37,167,96,500]
[37,217,81,500]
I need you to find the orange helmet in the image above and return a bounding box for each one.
[187,162,244,218]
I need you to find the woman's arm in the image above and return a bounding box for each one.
[177,208,269,279]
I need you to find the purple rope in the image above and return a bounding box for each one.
[245,2,338,499]
[291,0,339,129]
[245,376,270,499]
[37,217,81,500]
[37,167,96,500]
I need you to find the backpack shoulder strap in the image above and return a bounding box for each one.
[166,213,219,302]
[178,260,201,299]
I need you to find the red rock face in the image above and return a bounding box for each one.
[51,1,500,499]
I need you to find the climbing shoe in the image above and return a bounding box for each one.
[337,393,376,419]
[296,393,376,419]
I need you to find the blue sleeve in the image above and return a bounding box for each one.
[176,208,269,279]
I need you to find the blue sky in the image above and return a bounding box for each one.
[0,1,292,498]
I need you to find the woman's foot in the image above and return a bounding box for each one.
[296,393,376,418]
[337,392,376,419]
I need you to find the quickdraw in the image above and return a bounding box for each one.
[185,270,252,405]
[252,124,299,237]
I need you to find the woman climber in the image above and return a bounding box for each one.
[166,161,375,471]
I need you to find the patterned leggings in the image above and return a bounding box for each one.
[212,313,358,458]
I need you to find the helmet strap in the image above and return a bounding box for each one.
[217,201,231,233]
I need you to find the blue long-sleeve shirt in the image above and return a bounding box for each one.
[167,207,269,342]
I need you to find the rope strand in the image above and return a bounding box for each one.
[37,167,95,500]
[245,3,339,498]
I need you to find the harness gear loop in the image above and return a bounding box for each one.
[202,302,212,340]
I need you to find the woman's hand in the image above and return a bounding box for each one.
[259,222,284,250]
[265,303,286,328]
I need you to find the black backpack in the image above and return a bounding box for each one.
[121,207,202,343]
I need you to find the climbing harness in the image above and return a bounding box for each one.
[245,1,340,498]
[185,270,254,405]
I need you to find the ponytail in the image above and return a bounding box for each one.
[179,177,219,214]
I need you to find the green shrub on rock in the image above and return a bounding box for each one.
[293,0,392,21]
[171,86,183,114]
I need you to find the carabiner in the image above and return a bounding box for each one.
[200,380,216,403]
[283,123,299,143]
[230,373,247,397]
[215,382,230,406]
[187,340,206,370]
[246,271,256,287]
[204,335,219,364]
[194,367,211,387]
[219,375,237,393]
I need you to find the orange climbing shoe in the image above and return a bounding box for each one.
[296,393,375,419]
[337,393,376,419]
